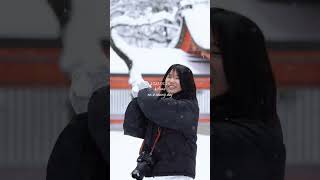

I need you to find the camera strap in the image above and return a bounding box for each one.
[139,127,161,155]
[150,128,161,155]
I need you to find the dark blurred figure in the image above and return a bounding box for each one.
[46,0,109,179]
[211,8,286,180]
[47,0,71,28]
[47,86,109,180]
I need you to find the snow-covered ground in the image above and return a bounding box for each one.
[110,131,210,180]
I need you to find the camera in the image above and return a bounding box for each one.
[131,152,154,180]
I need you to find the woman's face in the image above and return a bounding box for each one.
[211,30,229,97]
[165,69,182,95]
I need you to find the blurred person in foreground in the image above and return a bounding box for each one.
[211,8,286,180]
[124,64,199,180]
[46,0,109,179]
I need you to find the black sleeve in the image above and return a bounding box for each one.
[123,98,147,139]
[137,88,199,135]
[87,86,109,162]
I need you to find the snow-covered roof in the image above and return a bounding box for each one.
[110,47,210,76]
[183,4,210,50]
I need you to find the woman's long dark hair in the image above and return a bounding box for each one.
[212,8,279,126]
[159,64,197,100]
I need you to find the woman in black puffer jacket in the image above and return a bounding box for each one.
[124,64,199,180]
[211,8,286,180]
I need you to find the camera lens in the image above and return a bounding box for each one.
[131,169,143,180]
[131,161,150,180]
[131,152,154,179]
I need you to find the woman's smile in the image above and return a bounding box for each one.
[165,69,182,95]
[167,85,176,89]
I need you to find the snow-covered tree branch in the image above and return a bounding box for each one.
[110,0,183,48]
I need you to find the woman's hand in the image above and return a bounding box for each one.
[128,63,151,98]
[131,80,151,98]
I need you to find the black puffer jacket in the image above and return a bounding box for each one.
[211,94,286,180]
[46,86,109,180]
[124,88,199,178]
